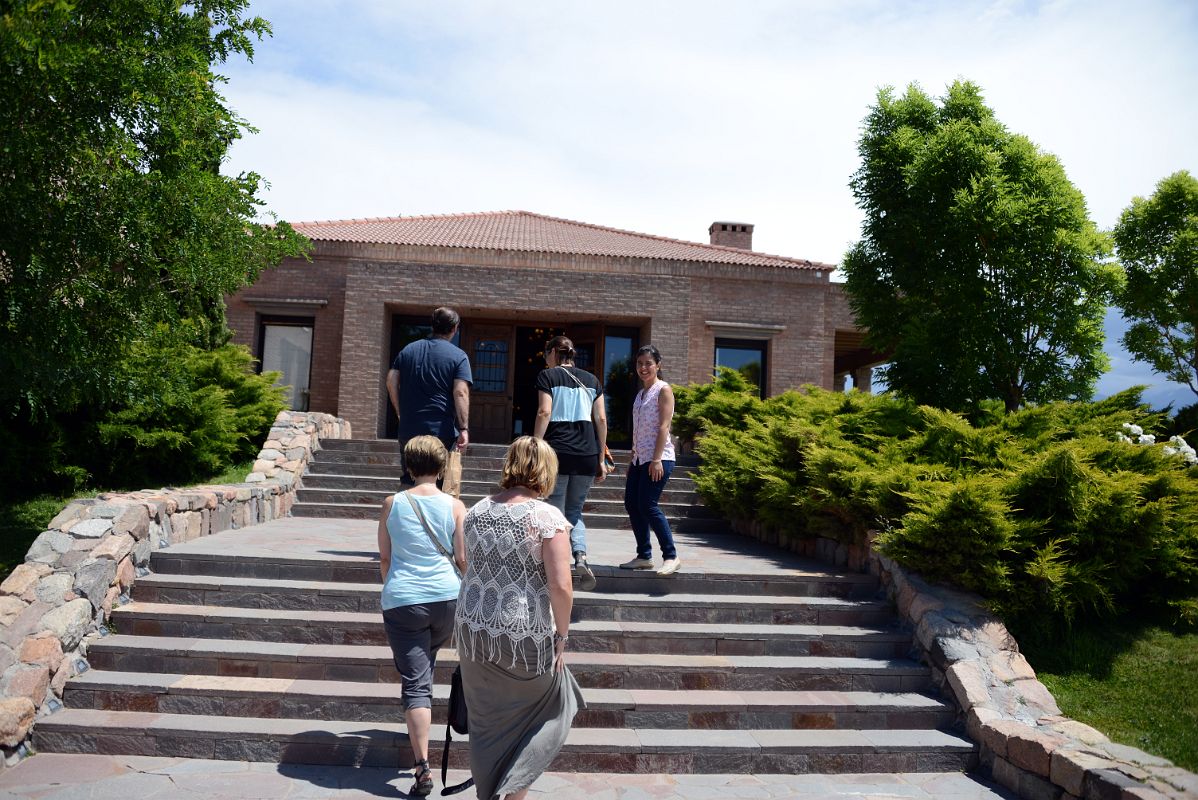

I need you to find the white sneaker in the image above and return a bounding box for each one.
[656,558,681,576]
[619,557,655,570]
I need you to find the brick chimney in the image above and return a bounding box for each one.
[709,221,754,250]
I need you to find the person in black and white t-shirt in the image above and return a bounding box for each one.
[533,335,608,590]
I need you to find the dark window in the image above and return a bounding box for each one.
[602,329,639,446]
[714,338,767,398]
[472,338,509,393]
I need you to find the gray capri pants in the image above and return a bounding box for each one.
[382,600,457,710]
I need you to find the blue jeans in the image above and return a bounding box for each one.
[624,460,676,560]
[546,472,593,555]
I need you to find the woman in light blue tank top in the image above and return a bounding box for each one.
[377,436,466,796]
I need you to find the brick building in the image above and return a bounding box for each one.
[226,211,879,444]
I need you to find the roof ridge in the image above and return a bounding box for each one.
[509,211,827,269]
[292,210,523,227]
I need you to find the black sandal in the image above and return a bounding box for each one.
[410,758,433,797]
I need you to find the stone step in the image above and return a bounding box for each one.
[304,459,699,488]
[291,501,728,531]
[114,584,900,632]
[64,671,954,730]
[139,557,887,611]
[111,602,908,657]
[310,450,698,476]
[318,439,701,467]
[34,709,975,772]
[300,474,703,504]
[293,487,721,519]
[84,636,933,692]
[134,564,879,603]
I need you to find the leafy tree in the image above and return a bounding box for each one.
[0,0,309,419]
[841,81,1120,413]
[1112,171,1198,399]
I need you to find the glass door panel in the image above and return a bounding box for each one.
[261,322,313,411]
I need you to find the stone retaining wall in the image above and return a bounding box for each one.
[0,411,350,768]
[731,519,1198,800]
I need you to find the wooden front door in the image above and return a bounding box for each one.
[462,323,515,444]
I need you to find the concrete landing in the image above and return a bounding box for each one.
[0,754,1017,799]
[153,515,868,581]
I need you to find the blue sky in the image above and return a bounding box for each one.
[220,0,1197,411]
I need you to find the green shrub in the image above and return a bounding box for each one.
[91,343,285,488]
[675,380,1198,628]
[0,341,284,498]
[673,367,764,443]
[878,476,1016,597]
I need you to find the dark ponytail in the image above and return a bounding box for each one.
[545,335,576,365]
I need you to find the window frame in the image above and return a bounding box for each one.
[714,336,768,399]
[256,314,316,411]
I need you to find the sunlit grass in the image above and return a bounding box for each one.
[1019,615,1198,772]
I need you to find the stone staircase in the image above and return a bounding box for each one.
[32,437,977,774]
[291,439,726,532]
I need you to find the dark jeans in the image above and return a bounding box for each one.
[623,460,676,560]
[382,600,457,710]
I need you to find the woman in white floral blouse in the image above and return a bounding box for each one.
[453,436,585,800]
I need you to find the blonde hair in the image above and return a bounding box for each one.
[500,436,558,497]
[403,435,448,479]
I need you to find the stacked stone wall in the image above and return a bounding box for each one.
[0,410,350,769]
[730,519,1198,799]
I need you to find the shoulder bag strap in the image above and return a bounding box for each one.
[404,491,462,579]
[559,365,593,394]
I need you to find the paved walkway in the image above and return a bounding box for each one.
[1,519,1014,798]
[0,754,1016,799]
[147,515,854,579]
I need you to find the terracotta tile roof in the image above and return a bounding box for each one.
[290,211,828,270]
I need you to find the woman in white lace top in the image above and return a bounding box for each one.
[454,436,584,800]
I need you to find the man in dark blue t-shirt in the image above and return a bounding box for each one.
[386,307,473,484]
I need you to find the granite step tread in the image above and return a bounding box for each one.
[139,561,880,605]
[293,488,720,517]
[122,590,889,614]
[304,459,698,485]
[86,634,929,676]
[67,670,948,711]
[35,708,975,764]
[135,566,876,593]
[289,502,729,531]
[112,601,909,656]
[301,474,700,500]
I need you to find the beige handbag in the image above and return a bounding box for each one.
[442,450,463,498]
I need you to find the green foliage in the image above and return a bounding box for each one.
[0,0,310,418]
[92,342,285,488]
[0,342,284,498]
[1168,402,1198,448]
[672,367,765,443]
[880,477,1016,596]
[676,378,1198,628]
[841,81,1120,413]
[1112,170,1198,399]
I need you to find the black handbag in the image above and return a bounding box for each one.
[439,666,473,795]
